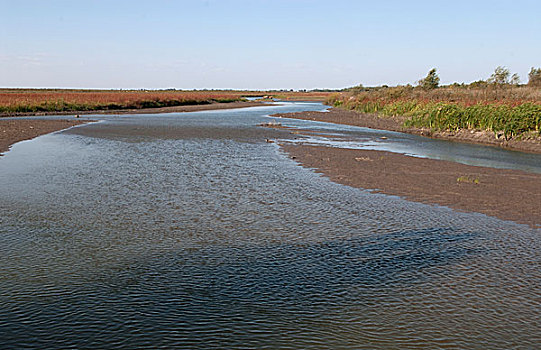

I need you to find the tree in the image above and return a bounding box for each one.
[348,83,365,95]
[488,66,512,85]
[528,67,541,87]
[510,73,520,85]
[418,68,440,90]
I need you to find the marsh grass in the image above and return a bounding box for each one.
[0,90,245,114]
[328,86,541,140]
[0,89,333,114]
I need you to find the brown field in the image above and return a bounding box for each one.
[332,85,541,106]
[0,89,245,115]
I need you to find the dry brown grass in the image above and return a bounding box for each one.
[333,85,541,106]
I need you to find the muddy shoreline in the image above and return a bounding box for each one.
[270,108,541,227]
[280,144,541,228]
[0,119,90,154]
[272,108,541,154]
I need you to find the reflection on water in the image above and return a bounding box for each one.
[0,102,539,349]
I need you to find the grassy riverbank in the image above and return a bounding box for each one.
[0,90,246,115]
[327,86,541,140]
[0,89,333,116]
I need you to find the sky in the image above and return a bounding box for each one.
[1,0,540,90]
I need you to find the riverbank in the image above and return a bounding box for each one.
[272,108,541,154]
[0,100,267,118]
[281,144,541,228]
[0,101,268,154]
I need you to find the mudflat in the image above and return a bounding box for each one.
[272,107,541,227]
[0,101,267,154]
[281,144,541,228]
[0,119,89,154]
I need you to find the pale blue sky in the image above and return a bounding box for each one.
[1,0,540,89]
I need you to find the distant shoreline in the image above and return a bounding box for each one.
[0,100,268,118]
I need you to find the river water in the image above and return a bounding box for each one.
[1,102,539,349]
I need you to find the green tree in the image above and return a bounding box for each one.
[528,67,541,87]
[488,66,512,85]
[418,68,440,90]
[348,83,365,95]
[510,73,520,85]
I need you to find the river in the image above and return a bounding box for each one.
[1,102,539,349]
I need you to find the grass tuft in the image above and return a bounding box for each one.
[457,176,480,184]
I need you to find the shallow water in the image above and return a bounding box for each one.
[1,102,539,349]
[278,115,541,173]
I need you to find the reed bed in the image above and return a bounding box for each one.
[327,86,541,139]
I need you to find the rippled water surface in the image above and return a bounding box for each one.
[1,103,539,349]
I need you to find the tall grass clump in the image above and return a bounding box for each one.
[404,102,541,139]
[327,88,541,140]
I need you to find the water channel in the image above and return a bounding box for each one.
[1,102,539,349]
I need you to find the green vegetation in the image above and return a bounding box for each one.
[457,176,480,184]
[327,66,541,141]
[488,66,520,86]
[418,68,440,90]
[404,102,541,140]
[529,67,541,87]
[328,97,540,140]
[0,98,240,114]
